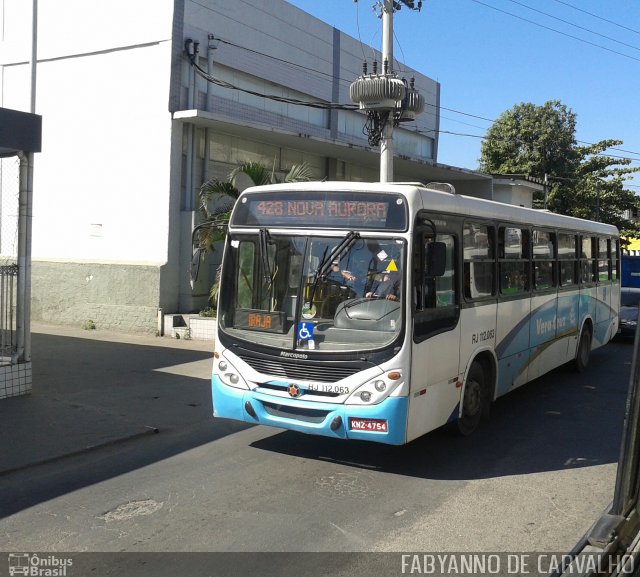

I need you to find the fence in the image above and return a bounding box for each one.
[0,157,20,366]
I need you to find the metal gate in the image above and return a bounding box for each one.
[0,156,20,364]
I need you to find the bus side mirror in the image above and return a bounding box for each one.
[426,242,446,277]
[190,247,204,288]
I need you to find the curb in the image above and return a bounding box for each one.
[0,425,159,476]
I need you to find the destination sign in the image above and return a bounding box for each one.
[254,200,388,221]
[234,309,285,333]
[231,191,407,231]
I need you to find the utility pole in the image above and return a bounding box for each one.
[380,0,394,183]
[350,0,423,184]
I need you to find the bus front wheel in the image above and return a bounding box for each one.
[574,326,592,373]
[454,363,488,436]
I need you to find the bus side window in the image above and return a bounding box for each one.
[431,234,456,308]
[533,229,556,291]
[612,238,619,281]
[558,232,577,287]
[580,236,596,284]
[463,222,495,299]
[598,237,610,282]
[413,232,459,341]
[499,227,529,295]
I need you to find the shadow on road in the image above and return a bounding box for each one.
[0,331,251,519]
[250,342,631,481]
[0,333,631,519]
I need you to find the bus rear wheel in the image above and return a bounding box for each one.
[574,326,592,373]
[454,363,488,436]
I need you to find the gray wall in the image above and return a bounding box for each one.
[31,262,162,333]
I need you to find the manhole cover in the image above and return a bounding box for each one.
[100,499,163,522]
[315,472,377,498]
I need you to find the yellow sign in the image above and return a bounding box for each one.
[625,238,640,251]
[386,259,398,272]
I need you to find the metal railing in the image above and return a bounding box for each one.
[0,264,18,364]
[0,156,20,365]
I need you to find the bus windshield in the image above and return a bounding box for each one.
[218,233,405,352]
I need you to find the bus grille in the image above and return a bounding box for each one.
[262,402,330,423]
[238,354,358,383]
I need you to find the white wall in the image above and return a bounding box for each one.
[1,0,174,60]
[492,183,535,208]
[1,0,176,263]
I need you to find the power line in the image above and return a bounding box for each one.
[416,128,640,165]
[209,39,640,158]
[193,38,640,161]
[505,0,640,53]
[354,0,369,64]
[440,115,490,131]
[428,101,494,122]
[210,35,496,124]
[186,47,357,111]
[550,0,640,38]
[576,141,640,158]
[469,0,640,63]
[213,37,351,88]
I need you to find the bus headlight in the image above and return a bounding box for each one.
[345,372,402,405]
[373,380,386,392]
[215,357,249,390]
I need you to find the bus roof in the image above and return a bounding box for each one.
[239,181,619,236]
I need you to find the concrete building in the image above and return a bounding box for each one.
[492,175,545,209]
[1,0,491,333]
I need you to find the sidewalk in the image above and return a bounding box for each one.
[0,323,215,475]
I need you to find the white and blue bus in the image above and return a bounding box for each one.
[211,182,619,444]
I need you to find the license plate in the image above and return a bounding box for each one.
[349,418,388,432]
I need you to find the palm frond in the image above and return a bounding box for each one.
[199,179,238,201]
[194,212,232,252]
[199,179,238,217]
[284,161,314,183]
[230,162,272,187]
[201,193,237,219]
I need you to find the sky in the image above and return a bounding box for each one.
[286,0,640,192]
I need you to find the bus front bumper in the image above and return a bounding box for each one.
[212,377,408,445]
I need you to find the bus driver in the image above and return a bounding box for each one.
[366,267,401,301]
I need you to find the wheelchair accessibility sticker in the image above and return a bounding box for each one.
[297,322,314,341]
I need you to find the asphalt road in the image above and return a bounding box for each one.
[0,338,633,559]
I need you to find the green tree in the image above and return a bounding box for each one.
[191,160,314,302]
[480,100,640,237]
[480,100,580,180]
[549,139,640,238]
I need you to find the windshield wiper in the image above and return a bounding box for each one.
[259,228,273,287]
[307,231,360,305]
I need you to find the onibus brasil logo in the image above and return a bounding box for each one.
[8,554,73,577]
